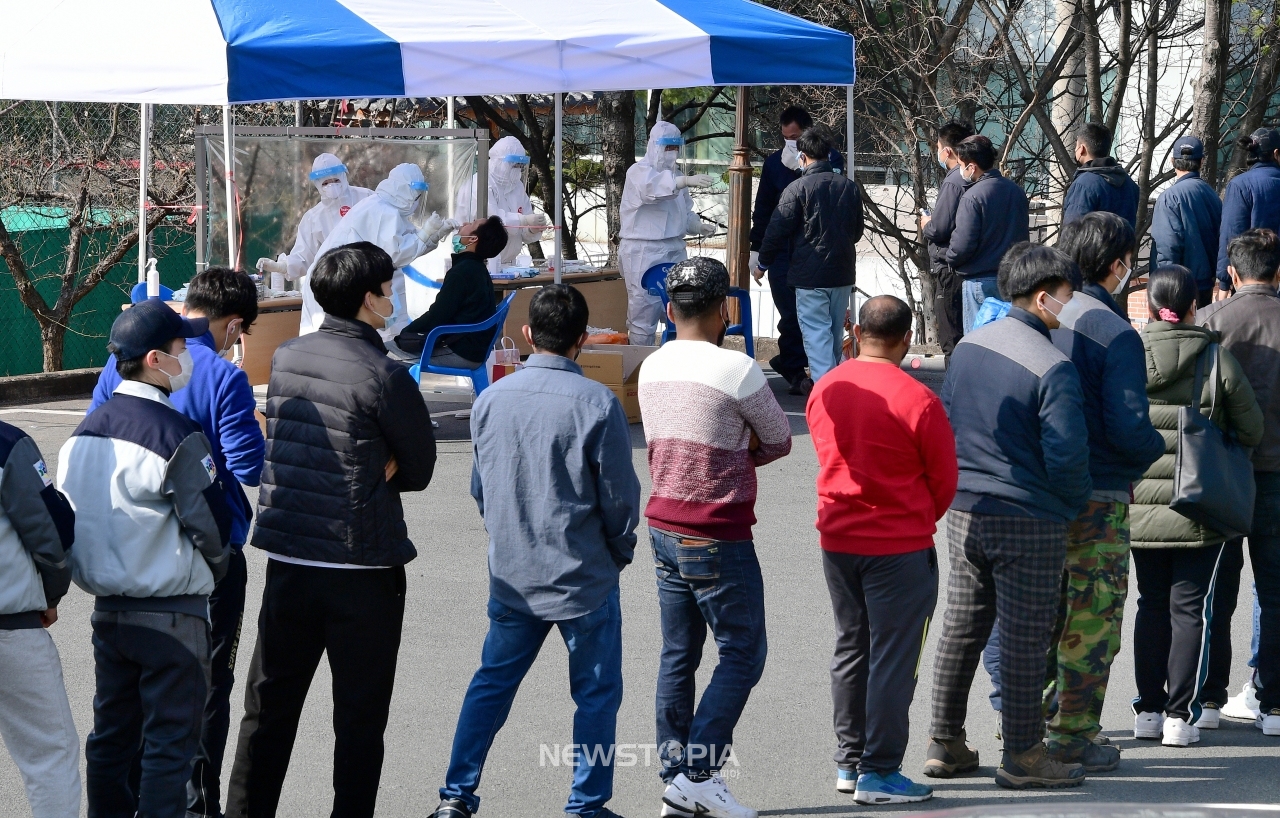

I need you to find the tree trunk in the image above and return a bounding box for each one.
[1080,0,1105,123]
[39,316,66,373]
[1050,0,1086,215]
[1192,0,1232,187]
[600,91,637,268]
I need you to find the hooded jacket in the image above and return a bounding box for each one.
[1062,157,1140,227]
[758,160,864,289]
[945,168,1030,278]
[1198,284,1280,471]
[1131,321,1264,548]
[1217,162,1280,288]
[1150,172,1222,292]
[619,121,704,242]
[0,422,74,629]
[1051,289,1165,492]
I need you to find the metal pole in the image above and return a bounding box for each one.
[222,105,238,269]
[446,96,455,129]
[138,103,151,286]
[553,92,563,284]
[727,86,752,310]
[295,100,303,128]
[846,85,855,174]
[476,131,489,223]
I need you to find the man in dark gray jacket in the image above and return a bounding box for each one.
[227,241,437,818]
[758,126,865,383]
[0,420,78,818]
[946,135,1030,334]
[1197,228,1280,735]
[432,284,640,818]
[921,120,975,355]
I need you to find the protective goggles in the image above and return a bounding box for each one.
[656,136,685,147]
[409,180,429,192]
[500,154,531,165]
[308,163,348,181]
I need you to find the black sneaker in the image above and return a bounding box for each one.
[923,732,980,778]
[768,355,786,377]
[1047,740,1120,772]
[432,798,472,818]
[788,376,814,396]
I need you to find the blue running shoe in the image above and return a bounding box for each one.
[852,770,935,805]
[835,768,858,793]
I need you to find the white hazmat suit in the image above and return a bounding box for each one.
[619,121,716,345]
[257,153,373,282]
[300,163,456,340]
[455,136,548,267]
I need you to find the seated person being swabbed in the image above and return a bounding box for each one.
[392,216,508,369]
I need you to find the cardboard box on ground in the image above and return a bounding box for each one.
[576,344,660,423]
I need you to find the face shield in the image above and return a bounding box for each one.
[310,161,350,200]
[492,153,530,187]
[407,178,431,227]
[655,135,684,172]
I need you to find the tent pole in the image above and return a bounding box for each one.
[223,105,238,269]
[846,85,855,174]
[138,103,151,286]
[295,100,303,128]
[446,96,455,129]
[727,86,752,318]
[554,92,563,284]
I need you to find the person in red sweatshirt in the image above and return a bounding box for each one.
[806,295,958,805]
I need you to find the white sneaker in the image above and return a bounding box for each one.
[662,773,757,818]
[660,803,694,817]
[1257,709,1280,736]
[1162,716,1201,746]
[1195,705,1221,729]
[1222,681,1262,721]
[1134,711,1164,739]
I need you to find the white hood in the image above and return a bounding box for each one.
[310,153,350,201]
[490,135,528,188]
[376,163,426,215]
[644,121,682,172]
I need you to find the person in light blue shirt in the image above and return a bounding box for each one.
[89,267,262,818]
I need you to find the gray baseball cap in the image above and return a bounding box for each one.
[666,257,729,305]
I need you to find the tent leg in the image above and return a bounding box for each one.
[727,86,752,321]
[846,85,855,175]
[138,103,151,286]
[223,105,238,270]
[554,92,563,284]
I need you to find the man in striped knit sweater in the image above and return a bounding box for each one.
[638,257,792,818]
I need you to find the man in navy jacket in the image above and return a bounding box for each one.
[1062,123,1140,228]
[90,268,263,818]
[927,246,1090,790]
[1049,213,1164,770]
[945,135,1030,333]
[750,106,845,394]
[921,120,975,355]
[1150,136,1222,305]
[1217,128,1280,292]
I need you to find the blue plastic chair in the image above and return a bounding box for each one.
[640,263,754,357]
[408,291,517,396]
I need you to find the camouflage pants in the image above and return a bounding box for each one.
[1044,500,1130,750]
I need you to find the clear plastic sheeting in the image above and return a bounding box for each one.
[199,131,479,271]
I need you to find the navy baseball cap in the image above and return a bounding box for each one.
[1172,135,1204,160]
[108,299,208,360]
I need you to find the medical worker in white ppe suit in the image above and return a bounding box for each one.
[455,135,549,268]
[257,153,373,282]
[300,163,458,340]
[619,121,717,345]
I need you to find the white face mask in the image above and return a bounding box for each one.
[157,348,194,392]
[781,140,801,171]
[1040,291,1069,322]
[657,149,678,171]
[369,292,394,326]
[219,320,242,359]
[320,179,343,200]
[1111,260,1133,295]
[960,164,976,183]
[938,148,948,168]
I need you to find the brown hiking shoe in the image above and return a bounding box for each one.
[996,743,1086,789]
[923,732,980,778]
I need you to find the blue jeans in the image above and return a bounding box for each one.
[794,285,852,382]
[961,275,1000,334]
[441,589,623,817]
[651,528,767,782]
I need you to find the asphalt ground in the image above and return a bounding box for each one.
[0,371,1275,817]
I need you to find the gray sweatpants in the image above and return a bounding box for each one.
[823,547,938,774]
[0,627,81,818]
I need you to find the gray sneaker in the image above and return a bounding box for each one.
[1048,740,1120,772]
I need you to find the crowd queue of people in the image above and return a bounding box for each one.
[0,107,1278,818]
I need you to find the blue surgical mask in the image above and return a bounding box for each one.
[453,235,467,254]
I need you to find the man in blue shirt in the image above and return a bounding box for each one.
[1150,136,1222,306]
[432,284,641,818]
[90,267,263,818]
[1217,128,1280,293]
[1062,122,1140,228]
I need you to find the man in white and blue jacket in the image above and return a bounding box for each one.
[927,246,1091,790]
[1150,136,1222,305]
[0,420,80,818]
[60,299,232,818]
[1047,213,1165,770]
[90,267,263,818]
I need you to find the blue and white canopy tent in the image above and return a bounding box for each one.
[1,0,855,281]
